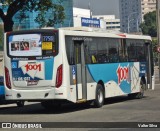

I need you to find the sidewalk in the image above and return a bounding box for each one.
[154,66,159,84]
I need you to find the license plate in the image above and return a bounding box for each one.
[27,80,38,86]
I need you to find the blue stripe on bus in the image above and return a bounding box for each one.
[44,58,54,80]
[87,63,133,94]
[87,64,118,83]
[9,35,13,42]
[0,86,5,95]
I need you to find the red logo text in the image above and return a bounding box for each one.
[25,64,41,72]
[117,65,129,85]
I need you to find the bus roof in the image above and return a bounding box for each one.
[117,33,152,40]
[60,28,122,39]
[59,27,152,41]
[5,27,152,41]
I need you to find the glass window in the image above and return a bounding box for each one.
[108,39,120,63]
[84,37,120,64]
[126,39,146,62]
[127,40,138,62]
[65,36,75,65]
[8,32,57,57]
[97,38,109,63]
[136,42,146,62]
[66,36,122,65]
[8,34,42,57]
[85,38,97,64]
[74,43,81,64]
[119,39,128,62]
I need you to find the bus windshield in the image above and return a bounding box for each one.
[7,32,57,57]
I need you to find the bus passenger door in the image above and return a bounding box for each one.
[74,41,87,101]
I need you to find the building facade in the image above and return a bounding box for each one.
[119,0,156,33]
[93,15,120,31]
[141,0,156,19]
[12,0,73,30]
[119,0,142,33]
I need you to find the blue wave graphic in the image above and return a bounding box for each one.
[87,63,133,93]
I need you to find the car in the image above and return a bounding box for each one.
[0,76,25,107]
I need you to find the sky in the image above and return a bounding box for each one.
[73,0,120,18]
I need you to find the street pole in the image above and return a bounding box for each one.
[88,2,92,19]
[127,17,130,33]
[136,15,141,33]
[156,0,160,81]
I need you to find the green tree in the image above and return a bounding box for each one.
[152,38,158,63]
[0,0,65,32]
[140,11,157,37]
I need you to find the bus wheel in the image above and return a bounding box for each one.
[16,101,25,107]
[94,84,104,108]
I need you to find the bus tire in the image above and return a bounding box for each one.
[128,80,145,99]
[94,84,104,108]
[16,101,25,107]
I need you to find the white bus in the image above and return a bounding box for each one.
[4,27,154,109]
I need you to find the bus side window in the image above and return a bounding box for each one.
[127,45,137,62]
[137,46,146,62]
[97,53,109,63]
[109,48,119,63]
[65,37,76,65]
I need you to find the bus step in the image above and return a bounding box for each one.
[76,99,87,103]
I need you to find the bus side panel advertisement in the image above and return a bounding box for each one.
[87,62,140,94]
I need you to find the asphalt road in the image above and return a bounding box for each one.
[0,85,159,122]
[0,66,160,130]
